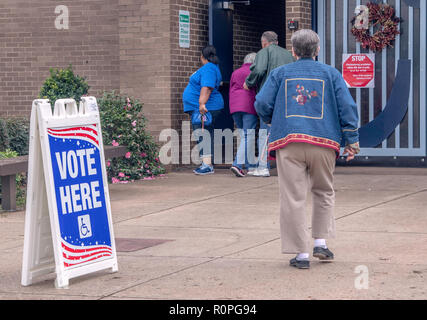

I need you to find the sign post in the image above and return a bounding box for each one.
[342,53,375,88]
[22,97,118,289]
[179,10,190,48]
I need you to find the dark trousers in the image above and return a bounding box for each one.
[191,109,222,161]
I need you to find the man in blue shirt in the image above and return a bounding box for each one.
[255,29,360,269]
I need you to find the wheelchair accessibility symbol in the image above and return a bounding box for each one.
[78,215,92,239]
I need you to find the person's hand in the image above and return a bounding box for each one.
[343,146,356,162]
[243,82,250,91]
[199,104,208,115]
[343,142,360,162]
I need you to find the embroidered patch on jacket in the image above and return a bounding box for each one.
[285,78,325,119]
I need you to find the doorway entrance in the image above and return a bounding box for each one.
[209,0,287,165]
[210,0,286,83]
[209,0,287,134]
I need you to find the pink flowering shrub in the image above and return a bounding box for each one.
[98,91,165,183]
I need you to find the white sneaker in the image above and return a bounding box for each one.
[253,168,270,177]
[247,168,257,176]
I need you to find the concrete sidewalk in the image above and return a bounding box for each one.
[1,167,427,300]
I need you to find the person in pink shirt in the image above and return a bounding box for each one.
[229,53,258,177]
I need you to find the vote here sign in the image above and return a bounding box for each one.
[48,124,113,269]
[342,54,375,88]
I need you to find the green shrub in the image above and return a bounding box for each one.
[0,148,18,159]
[39,65,90,106]
[98,91,165,183]
[5,118,30,155]
[0,118,30,156]
[0,118,9,151]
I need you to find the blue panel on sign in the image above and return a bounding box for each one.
[48,124,113,268]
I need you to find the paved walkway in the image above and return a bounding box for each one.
[1,167,427,300]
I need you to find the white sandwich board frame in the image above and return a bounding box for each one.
[21,97,118,289]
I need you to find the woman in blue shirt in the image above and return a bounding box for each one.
[183,45,224,175]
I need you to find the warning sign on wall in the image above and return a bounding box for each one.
[179,10,190,48]
[342,54,375,88]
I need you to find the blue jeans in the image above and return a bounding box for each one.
[192,109,222,161]
[258,119,271,170]
[232,112,258,169]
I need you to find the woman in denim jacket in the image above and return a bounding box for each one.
[255,29,360,269]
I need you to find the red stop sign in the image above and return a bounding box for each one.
[342,54,375,88]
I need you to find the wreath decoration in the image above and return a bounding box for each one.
[351,2,400,53]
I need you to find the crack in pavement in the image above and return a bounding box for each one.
[335,189,427,221]
[101,187,427,299]
[114,181,277,224]
[99,237,281,300]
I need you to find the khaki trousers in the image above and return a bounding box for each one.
[276,143,337,254]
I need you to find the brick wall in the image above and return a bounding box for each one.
[0,0,313,146]
[169,0,210,164]
[0,0,174,140]
[0,0,120,118]
[118,0,172,139]
[285,0,313,48]
[170,0,209,129]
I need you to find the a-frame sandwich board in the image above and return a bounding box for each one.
[21,97,118,289]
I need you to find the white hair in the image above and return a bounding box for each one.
[261,31,279,44]
[244,52,256,64]
[291,29,320,58]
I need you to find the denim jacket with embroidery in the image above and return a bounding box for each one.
[254,58,359,158]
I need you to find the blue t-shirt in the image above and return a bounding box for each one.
[182,62,225,113]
